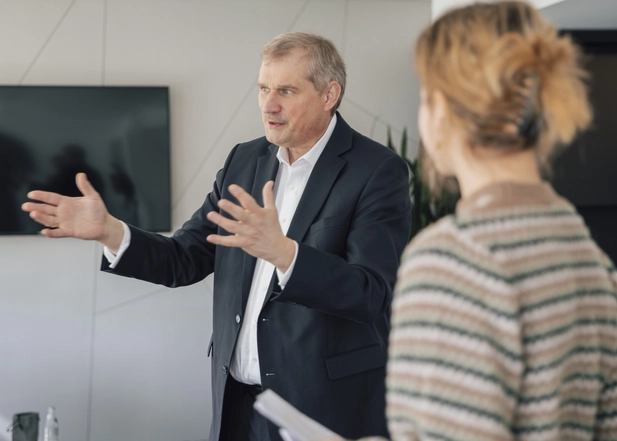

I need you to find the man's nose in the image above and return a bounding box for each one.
[261,92,280,113]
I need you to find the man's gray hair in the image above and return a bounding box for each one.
[261,32,346,114]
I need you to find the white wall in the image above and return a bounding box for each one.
[0,1,431,440]
[541,0,617,29]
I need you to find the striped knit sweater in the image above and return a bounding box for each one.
[362,181,617,441]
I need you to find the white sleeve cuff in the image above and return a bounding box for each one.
[103,221,131,269]
[275,240,299,289]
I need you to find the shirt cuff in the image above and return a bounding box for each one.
[103,221,131,269]
[275,240,298,289]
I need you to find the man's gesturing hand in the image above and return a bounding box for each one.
[22,173,125,253]
[206,181,295,273]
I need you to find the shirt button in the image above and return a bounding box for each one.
[281,217,287,223]
[261,285,267,291]
[222,366,228,375]
[235,314,241,324]
[289,184,295,190]
[252,358,257,364]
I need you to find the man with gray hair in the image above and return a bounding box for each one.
[24,32,412,441]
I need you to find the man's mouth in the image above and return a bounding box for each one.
[268,121,285,127]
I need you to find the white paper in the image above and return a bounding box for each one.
[254,389,340,441]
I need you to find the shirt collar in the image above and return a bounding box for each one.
[276,113,337,167]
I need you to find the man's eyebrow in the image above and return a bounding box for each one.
[257,82,299,91]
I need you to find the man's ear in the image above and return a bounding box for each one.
[324,81,342,113]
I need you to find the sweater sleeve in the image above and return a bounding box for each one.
[594,375,617,441]
[594,263,617,441]
[381,220,523,441]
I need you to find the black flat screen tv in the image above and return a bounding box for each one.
[0,86,171,235]
[551,30,617,263]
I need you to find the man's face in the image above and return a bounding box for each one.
[258,49,331,152]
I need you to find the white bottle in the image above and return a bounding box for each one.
[43,406,59,441]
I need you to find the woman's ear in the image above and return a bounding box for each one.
[422,88,458,176]
[431,89,449,132]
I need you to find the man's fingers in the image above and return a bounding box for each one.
[25,173,95,207]
[26,190,63,207]
[228,184,260,211]
[207,211,244,235]
[217,199,247,222]
[206,233,246,248]
[29,211,58,228]
[262,181,275,209]
[40,228,70,239]
[21,202,57,216]
[76,173,98,197]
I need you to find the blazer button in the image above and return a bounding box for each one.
[235,314,241,324]
[222,366,228,375]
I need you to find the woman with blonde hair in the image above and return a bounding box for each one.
[324,1,617,440]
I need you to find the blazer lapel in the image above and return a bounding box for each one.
[241,144,279,309]
[251,144,280,205]
[263,114,354,306]
[286,113,352,242]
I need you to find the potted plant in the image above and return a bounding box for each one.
[386,127,459,241]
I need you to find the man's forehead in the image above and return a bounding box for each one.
[262,47,308,65]
[258,58,309,86]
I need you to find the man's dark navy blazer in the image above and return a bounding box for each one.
[102,113,412,441]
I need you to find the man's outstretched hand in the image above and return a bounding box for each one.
[22,173,125,253]
[206,181,296,273]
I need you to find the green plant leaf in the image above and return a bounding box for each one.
[385,125,457,241]
[400,128,408,160]
[386,126,396,152]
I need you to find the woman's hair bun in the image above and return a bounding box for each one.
[415,1,592,169]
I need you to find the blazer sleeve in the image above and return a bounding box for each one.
[100,144,240,287]
[273,154,412,323]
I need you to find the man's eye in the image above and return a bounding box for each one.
[282,89,292,95]
[260,87,269,93]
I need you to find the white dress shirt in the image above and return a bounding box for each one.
[104,114,337,386]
